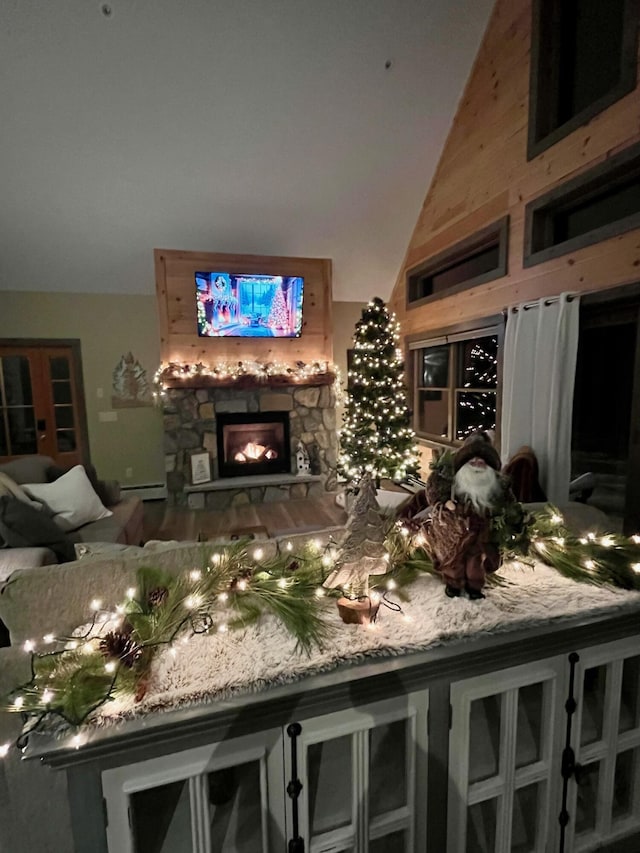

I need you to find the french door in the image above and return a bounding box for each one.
[0,341,88,467]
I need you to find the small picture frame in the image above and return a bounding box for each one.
[190,452,211,485]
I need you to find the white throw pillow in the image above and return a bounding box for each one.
[23,465,113,532]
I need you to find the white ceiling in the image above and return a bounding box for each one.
[0,0,492,302]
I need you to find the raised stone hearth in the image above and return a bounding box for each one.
[163,383,338,508]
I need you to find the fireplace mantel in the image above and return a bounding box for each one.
[160,371,335,391]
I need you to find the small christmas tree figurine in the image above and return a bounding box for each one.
[324,472,388,624]
[339,297,419,483]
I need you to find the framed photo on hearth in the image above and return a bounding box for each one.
[190,451,211,485]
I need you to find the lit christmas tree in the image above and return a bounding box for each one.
[268,285,289,330]
[339,297,419,483]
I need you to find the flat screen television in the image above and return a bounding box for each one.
[195,271,304,338]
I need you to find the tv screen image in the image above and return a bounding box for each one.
[195,272,304,338]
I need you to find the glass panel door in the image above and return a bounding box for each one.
[102,730,283,853]
[291,693,428,852]
[0,343,86,466]
[569,639,640,852]
[448,658,564,853]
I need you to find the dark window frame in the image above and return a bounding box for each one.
[405,217,509,310]
[406,316,505,449]
[528,0,639,160]
[524,139,640,268]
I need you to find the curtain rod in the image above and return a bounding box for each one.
[504,293,577,314]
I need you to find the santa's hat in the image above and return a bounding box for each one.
[454,431,501,472]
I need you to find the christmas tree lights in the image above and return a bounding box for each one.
[339,297,419,482]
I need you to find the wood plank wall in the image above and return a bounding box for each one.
[155,249,333,364]
[389,0,640,338]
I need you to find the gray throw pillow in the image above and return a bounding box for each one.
[0,496,75,563]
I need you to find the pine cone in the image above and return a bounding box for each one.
[147,586,169,609]
[99,631,142,668]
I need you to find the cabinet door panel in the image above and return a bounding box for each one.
[103,730,283,853]
[569,637,640,851]
[449,657,565,853]
[291,692,428,853]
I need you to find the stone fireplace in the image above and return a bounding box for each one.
[163,381,338,509]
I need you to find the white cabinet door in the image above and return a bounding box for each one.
[567,636,640,852]
[286,692,428,853]
[448,657,566,853]
[102,728,285,853]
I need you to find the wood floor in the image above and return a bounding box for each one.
[143,493,348,542]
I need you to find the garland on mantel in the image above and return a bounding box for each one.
[153,359,340,397]
[2,505,640,756]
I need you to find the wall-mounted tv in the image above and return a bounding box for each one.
[195,272,304,338]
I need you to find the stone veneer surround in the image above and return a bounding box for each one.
[163,384,338,508]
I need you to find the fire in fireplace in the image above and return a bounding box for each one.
[216,412,291,478]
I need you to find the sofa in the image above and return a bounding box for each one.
[0,455,144,580]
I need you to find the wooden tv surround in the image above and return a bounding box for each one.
[154,248,334,366]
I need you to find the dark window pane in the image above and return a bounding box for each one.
[130,779,191,853]
[8,408,38,455]
[56,430,76,452]
[1,356,33,406]
[467,798,498,853]
[369,720,407,817]
[370,831,406,852]
[516,682,544,769]
[420,346,449,387]
[52,382,72,405]
[575,761,600,835]
[457,337,498,389]
[581,665,606,746]
[55,406,75,429]
[469,694,501,784]
[512,783,542,853]
[430,244,500,295]
[208,761,264,853]
[308,735,353,835]
[0,413,7,455]
[50,357,70,380]
[620,656,640,733]
[557,0,625,124]
[613,748,639,822]
[455,391,497,441]
[417,390,449,438]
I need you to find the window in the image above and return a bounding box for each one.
[409,323,501,443]
[528,0,639,158]
[524,140,640,267]
[406,218,508,308]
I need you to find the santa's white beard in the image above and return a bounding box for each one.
[454,462,500,511]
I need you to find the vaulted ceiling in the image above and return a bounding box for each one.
[0,0,492,302]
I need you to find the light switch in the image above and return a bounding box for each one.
[98,411,118,422]
[97,387,104,399]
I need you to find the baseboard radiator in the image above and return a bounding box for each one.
[120,483,168,501]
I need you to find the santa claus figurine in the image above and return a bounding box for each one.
[424,431,517,600]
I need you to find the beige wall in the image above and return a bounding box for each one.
[0,292,363,485]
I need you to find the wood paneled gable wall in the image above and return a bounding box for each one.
[389,0,640,339]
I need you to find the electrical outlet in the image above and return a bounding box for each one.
[96,387,104,399]
[125,467,133,479]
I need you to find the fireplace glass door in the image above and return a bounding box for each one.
[217,411,291,478]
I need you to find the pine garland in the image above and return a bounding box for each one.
[4,507,640,749]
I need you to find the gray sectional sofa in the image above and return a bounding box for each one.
[0,455,144,579]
